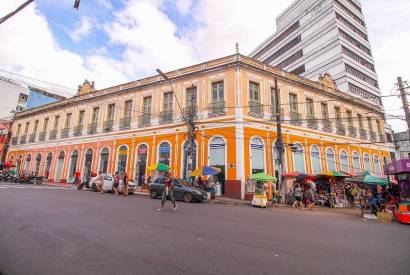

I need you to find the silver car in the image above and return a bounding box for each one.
[90,174,135,194]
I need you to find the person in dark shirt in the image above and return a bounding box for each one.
[158,172,177,211]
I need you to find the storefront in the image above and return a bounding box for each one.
[386,159,410,200]
[135,144,148,185]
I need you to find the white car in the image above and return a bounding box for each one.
[90,173,135,194]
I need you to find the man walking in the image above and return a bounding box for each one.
[158,172,177,211]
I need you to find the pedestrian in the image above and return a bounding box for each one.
[97,171,104,194]
[123,171,129,196]
[74,171,81,186]
[158,172,177,211]
[293,184,302,208]
[307,187,315,210]
[113,172,120,195]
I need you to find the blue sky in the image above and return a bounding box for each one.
[0,0,409,130]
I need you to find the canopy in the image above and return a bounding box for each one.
[191,166,221,177]
[147,163,170,172]
[250,172,277,182]
[346,171,389,186]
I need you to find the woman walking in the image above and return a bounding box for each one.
[123,171,129,196]
[113,172,120,195]
[96,171,104,194]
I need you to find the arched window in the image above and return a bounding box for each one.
[9,155,15,163]
[99,148,109,173]
[273,142,287,178]
[83,149,93,177]
[209,137,226,195]
[135,144,148,185]
[16,155,23,175]
[250,137,265,174]
[340,151,349,173]
[45,152,53,178]
[117,145,129,173]
[34,154,41,176]
[24,154,31,173]
[55,151,65,181]
[158,142,171,166]
[311,146,322,174]
[293,144,305,173]
[68,150,79,182]
[374,155,381,175]
[326,148,336,171]
[364,154,371,172]
[382,156,389,175]
[353,152,361,174]
[182,141,197,179]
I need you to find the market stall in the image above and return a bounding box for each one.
[249,173,277,208]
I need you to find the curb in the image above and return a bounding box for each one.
[208,199,251,206]
[43,183,76,189]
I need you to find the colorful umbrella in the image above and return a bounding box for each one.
[250,172,277,182]
[318,170,351,178]
[191,166,221,177]
[147,163,170,171]
[346,171,389,186]
[282,172,300,177]
[1,162,16,168]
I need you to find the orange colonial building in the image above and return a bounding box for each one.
[7,54,390,199]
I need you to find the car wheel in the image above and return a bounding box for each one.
[91,183,97,192]
[183,193,193,203]
[150,189,158,199]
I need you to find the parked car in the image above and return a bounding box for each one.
[149,177,207,203]
[89,174,135,194]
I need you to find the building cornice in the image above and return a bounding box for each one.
[15,54,383,120]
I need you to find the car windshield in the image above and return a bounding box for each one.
[104,176,112,181]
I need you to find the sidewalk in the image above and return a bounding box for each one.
[43,182,76,189]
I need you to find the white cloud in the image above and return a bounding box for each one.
[96,0,113,10]
[0,0,127,91]
[104,0,195,76]
[176,0,192,16]
[69,16,94,42]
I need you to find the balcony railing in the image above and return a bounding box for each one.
[348,126,357,138]
[289,111,302,126]
[270,107,284,121]
[183,105,198,118]
[209,101,226,115]
[306,116,318,130]
[103,120,113,132]
[19,135,27,144]
[74,125,83,136]
[138,114,151,127]
[88,123,97,134]
[39,132,46,141]
[336,122,346,136]
[378,133,386,142]
[49,130,58,140]
[359,128,368,140]
[29,133,36,143]
[11,137,18,145]
[120,117,131,130]
[370,131,377,142]
[248,101,263,116]
[160,110,173,124]
[322,119,332,133]
[61,128,70,138]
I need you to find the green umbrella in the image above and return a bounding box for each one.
[346,171,389,186]
[250,172,277,182]
[148,163,170,172]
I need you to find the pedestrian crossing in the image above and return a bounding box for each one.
[0,184,73,191]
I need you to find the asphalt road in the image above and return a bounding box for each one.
[0,182,409,275]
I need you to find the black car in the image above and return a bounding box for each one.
[149,178,207,203]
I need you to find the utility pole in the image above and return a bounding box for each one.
[156,69,197,180]
[398,77,410,139]
[274,78,285,196]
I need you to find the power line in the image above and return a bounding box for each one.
[0,0,34,25]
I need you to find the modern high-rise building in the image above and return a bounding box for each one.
[250,0,381,106]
